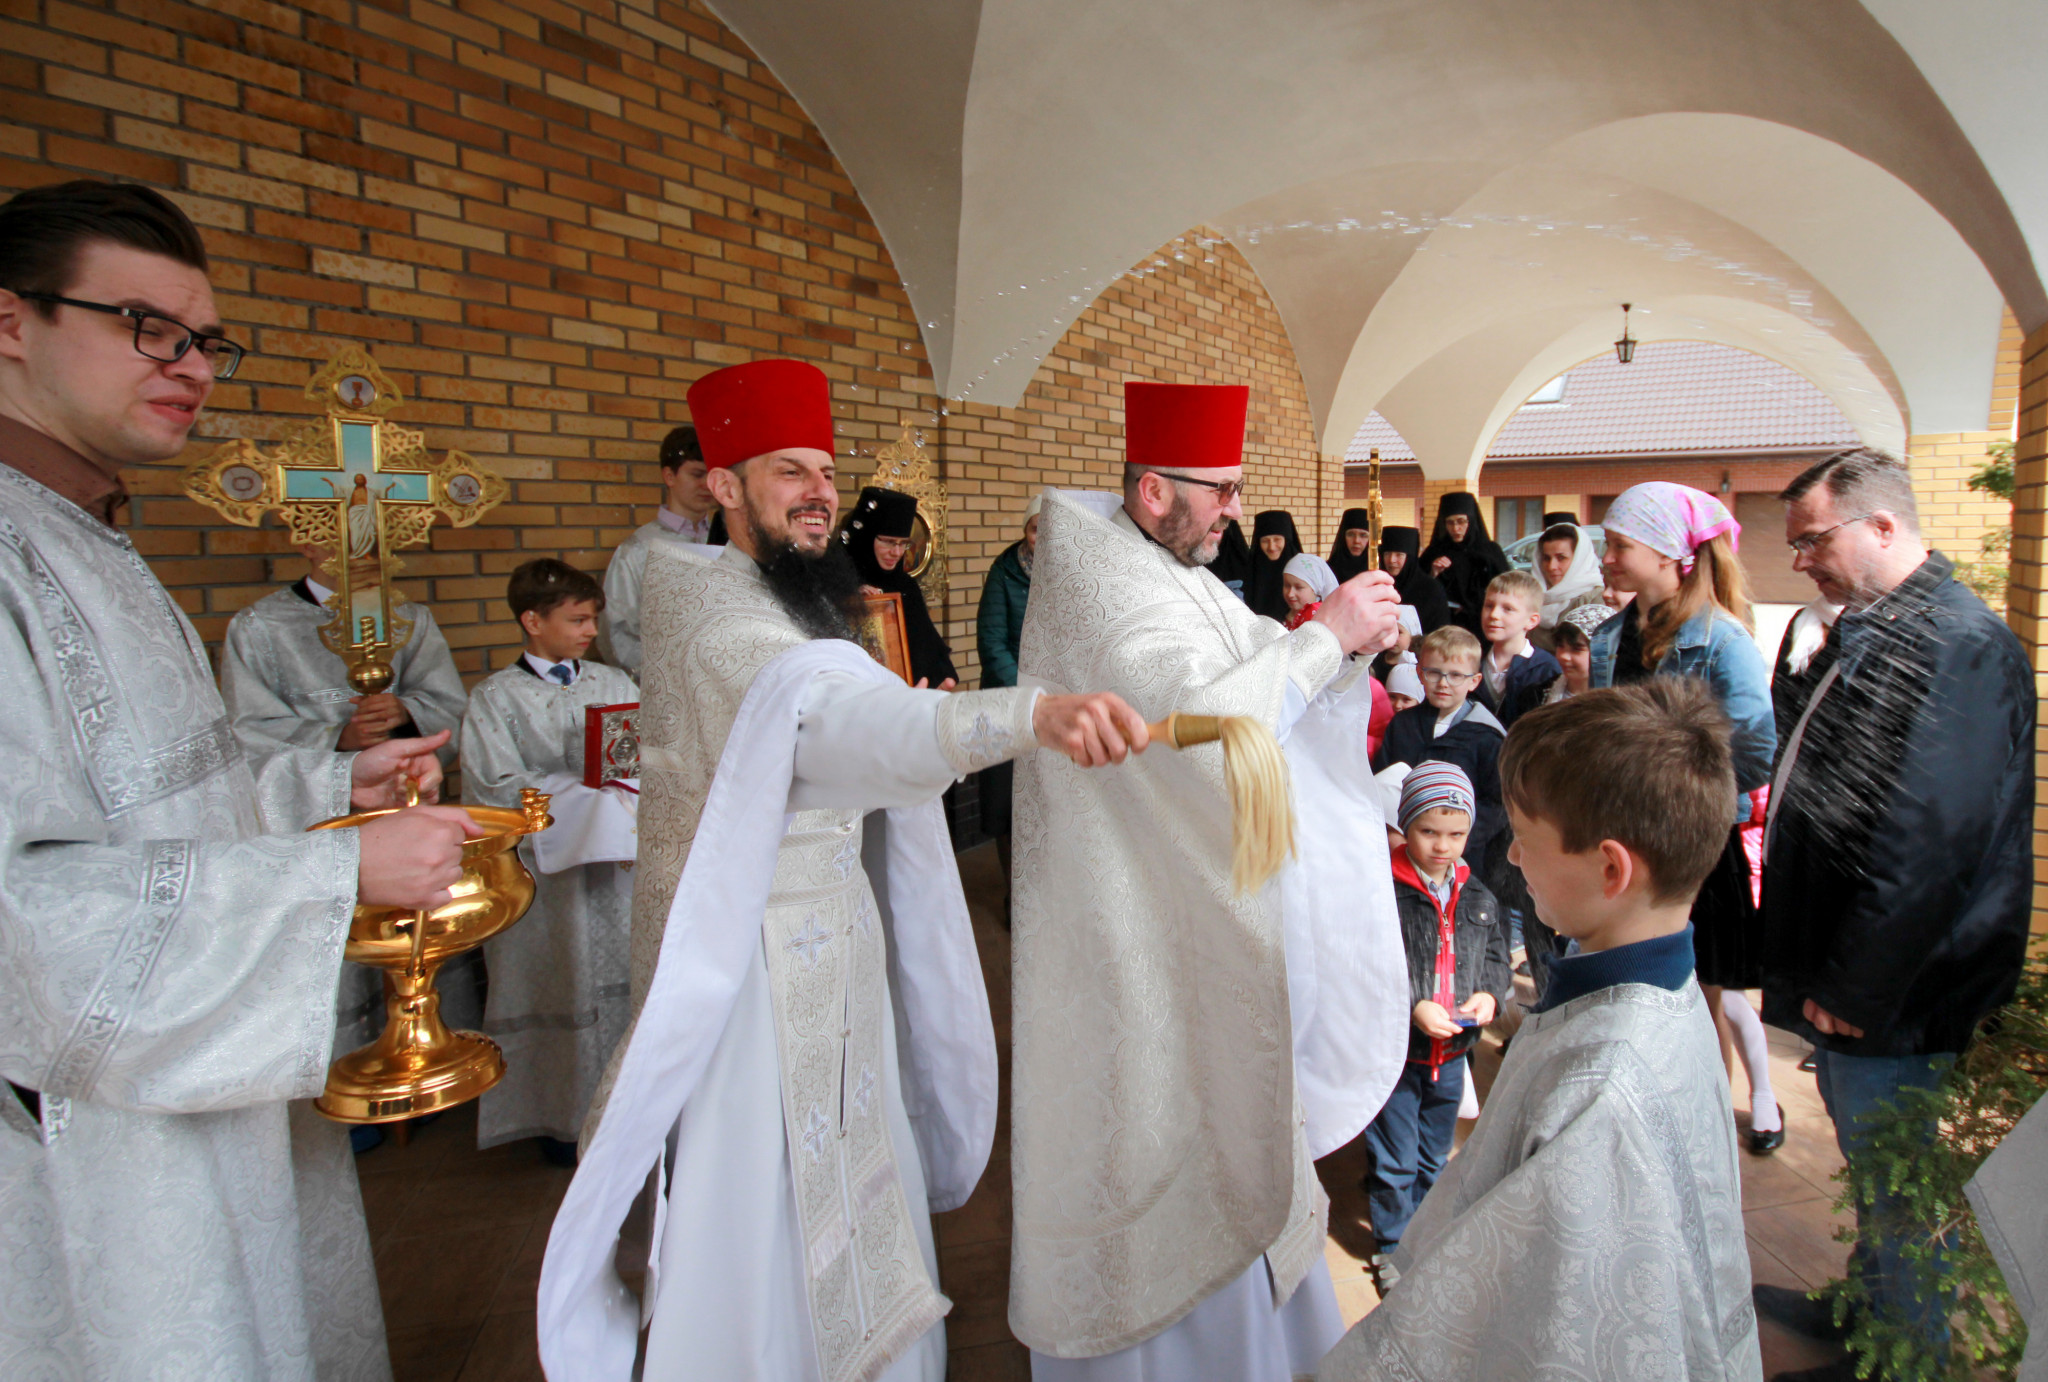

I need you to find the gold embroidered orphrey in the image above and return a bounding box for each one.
[183,344,509,695]
[864,423,947,608]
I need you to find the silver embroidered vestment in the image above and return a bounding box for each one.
[1317,978,1761,1382]
[598,520,707,675]
[1010,492,1347,1364]
[461,660,638,1148]
[593,543,1031,1382]
[0,464,387,1380]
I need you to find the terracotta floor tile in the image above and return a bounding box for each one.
[1744,1195,1853,1290]
[455,1309,546,1382]
[383,1321,478,1382]
[938,1237,1014,1350]
[947,1338,1032,1382]
[375,1221,530,1332]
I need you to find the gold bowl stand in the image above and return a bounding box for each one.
[309,788,552,1124]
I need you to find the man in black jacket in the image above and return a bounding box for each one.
[1757,449,2034,1379]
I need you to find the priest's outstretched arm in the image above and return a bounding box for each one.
[790,677,1145,811]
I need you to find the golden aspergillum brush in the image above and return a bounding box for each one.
[1144,712,1296,896]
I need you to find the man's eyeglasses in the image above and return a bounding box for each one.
[1157,471,1245,503]
[14,292,245,379]
[1786,514,1875,557]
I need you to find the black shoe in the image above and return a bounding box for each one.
[1799,1054,1817,1073]
[1752,1283,1851,1343]
[348,1124,385,1155]
[1747,1124,1786,1155]
[538,1136,579,1168]
[1769,1361,1860,1382]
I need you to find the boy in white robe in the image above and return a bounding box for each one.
[462,559,638,1162]
[1318,678,1760,1382]
[599,423,723,674]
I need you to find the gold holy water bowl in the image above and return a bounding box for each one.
[308,788,552,1124]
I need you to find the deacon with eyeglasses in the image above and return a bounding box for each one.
[0,179,477,1379]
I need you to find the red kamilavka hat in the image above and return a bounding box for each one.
[686,358,837,470]
[1124,381,1250,470]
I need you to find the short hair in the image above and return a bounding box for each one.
[1538,523,1579,550]
[659,424,702,471]
[1418,625,1481,669]
[1780,447,1920,536]
[1501,679,1735,905]
[0,181,207,318]
[1487,569,1544,607]
[507,558,603,619]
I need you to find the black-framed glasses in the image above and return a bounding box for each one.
[14,292,244,379]
[1156,471,1246,503]
[1786,513,1875,557]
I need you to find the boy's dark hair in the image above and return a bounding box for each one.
[1500,679,1734,905]
[0,181,207,318]
[659,424,702,471]
[508,558,603,620]
[1551,620,1590,651]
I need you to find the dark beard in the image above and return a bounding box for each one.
[1159,488,1222,567]
[758,536,864,641]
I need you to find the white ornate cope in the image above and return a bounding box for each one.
[1012,490,1376,1359]
[0,465,386,1379]
[1319,979,1761,1382]
[460,659,638,1148]
[545,543,1019,1382]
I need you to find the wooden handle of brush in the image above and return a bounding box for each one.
[1146,713,1225,749]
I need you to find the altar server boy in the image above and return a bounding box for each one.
[1319,678,1757,1381]
[462,559,639,1163]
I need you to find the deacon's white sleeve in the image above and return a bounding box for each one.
[789,676,1041,811]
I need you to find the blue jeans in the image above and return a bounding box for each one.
[1363,1058,1464,1252]
[1811,1047,1956,1351]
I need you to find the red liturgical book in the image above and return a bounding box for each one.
[583,703,641,788]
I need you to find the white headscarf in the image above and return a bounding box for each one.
[1284,552,1339,601]
[1536,523,1604,628]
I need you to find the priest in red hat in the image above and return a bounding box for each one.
[1009,382,1412,1380]
[538,357,1149,1382]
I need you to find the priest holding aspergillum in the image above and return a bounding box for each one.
[1010,381,1413,1382]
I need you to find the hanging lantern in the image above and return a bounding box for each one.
[1613,302,1637,365]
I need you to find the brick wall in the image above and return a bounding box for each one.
[0,0,1333,694]
[2007,321,2047,931]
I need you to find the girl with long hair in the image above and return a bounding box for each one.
[1590,482,1782,1153]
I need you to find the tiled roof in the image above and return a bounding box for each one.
[1346,341,1861,463]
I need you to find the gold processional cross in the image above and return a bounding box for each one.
[1364,445,1384,569]
[184,345,508,694]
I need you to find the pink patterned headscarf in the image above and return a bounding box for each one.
[1601,482,1740,573]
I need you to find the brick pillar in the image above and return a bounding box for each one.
[2009,322,2048,933]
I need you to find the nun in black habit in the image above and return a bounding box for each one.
[1419,493,1509,636]
[1379,525,1453,634]
[841,485,958,688]
[1246,509,1302,621]
[1209,518,1252,601]
[1327,506,1375,584]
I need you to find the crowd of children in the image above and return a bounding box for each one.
[1337,478,1800,1377]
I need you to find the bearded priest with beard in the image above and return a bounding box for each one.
[538,358,1148,1382]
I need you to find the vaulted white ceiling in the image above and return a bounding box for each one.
[705,0,2045,476]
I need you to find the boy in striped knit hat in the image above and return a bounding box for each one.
[1361,762,1513,1294]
